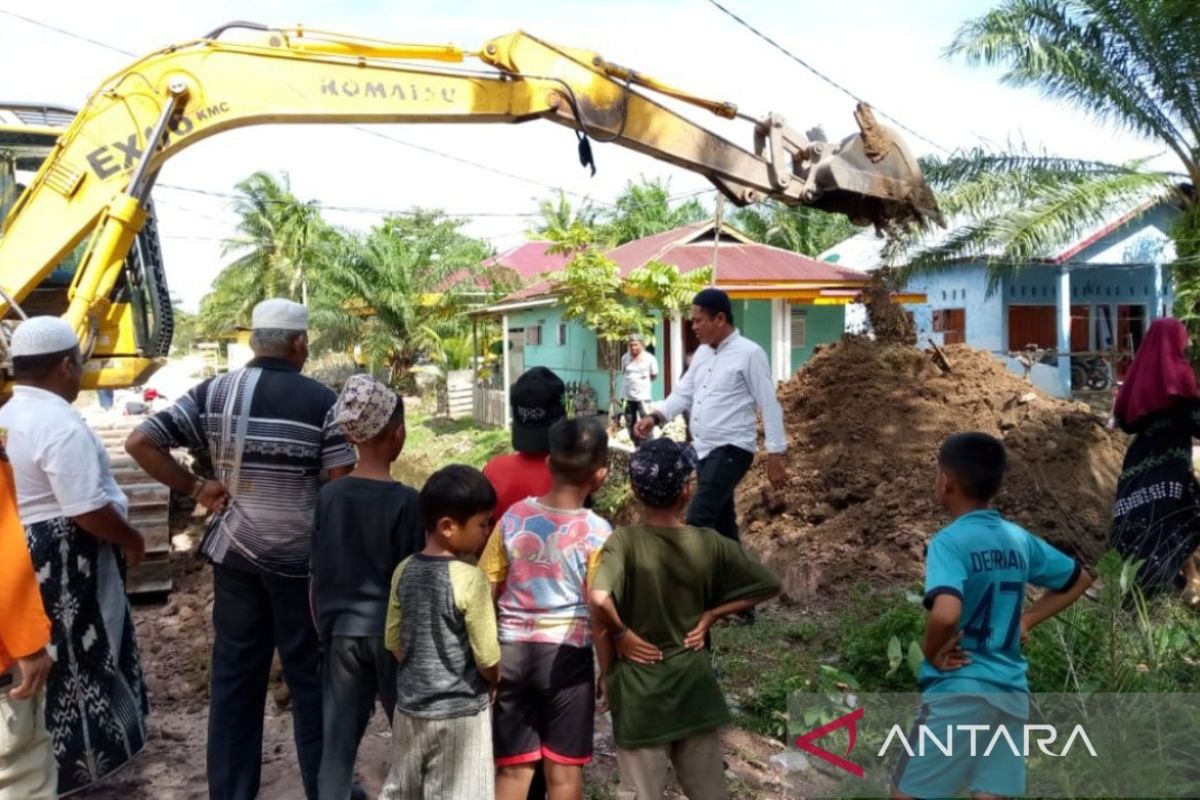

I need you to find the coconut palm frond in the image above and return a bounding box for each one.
[898,163,1177,289]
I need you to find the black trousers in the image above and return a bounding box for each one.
[317,636,397,800]
[622,399,649,445]
[208,562,324,800]
[686,445,755,543]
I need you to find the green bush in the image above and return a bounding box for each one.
[1028,551,1200,693]
[834,586,925,692]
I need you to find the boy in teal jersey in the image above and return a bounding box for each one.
[892,433,1092,800]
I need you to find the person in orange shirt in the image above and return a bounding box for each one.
[0,439,56,800]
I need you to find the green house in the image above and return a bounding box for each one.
[474,221,870,424]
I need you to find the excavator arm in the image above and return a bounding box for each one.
[0,23,940,389]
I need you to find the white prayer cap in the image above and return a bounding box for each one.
[10,316,79,357]
[251,298,308,331]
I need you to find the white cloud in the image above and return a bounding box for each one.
[1,0,1167,310]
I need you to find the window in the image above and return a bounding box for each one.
[526,325,542,346]
[931,308,966,344]
[556,323,567,346]
[789,306,807,349]
[1007,305,1089,351]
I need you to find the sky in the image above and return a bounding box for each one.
[0,0,1172,311]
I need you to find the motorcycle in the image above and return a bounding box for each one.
[1035,351,1112,391]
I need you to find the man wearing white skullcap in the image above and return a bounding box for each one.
[0,316,149,795]
[126,298,355,799]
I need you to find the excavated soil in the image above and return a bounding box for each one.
[739,337,1126,603]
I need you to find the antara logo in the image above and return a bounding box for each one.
[794,708,1098,779]
[878,723,1098,759]
[794,707,865,778]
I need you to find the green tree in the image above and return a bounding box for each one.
[169,305,200,355]
[599,177,708,245]
[546,224,647,420]
[222,171,331,305]
[547,224,713,420]
[625,260,714,327]
[893,0,1199,317]
[528,190,601,240]
[199,172,337,336]
[311,210,493,386]
[732,201,858,257]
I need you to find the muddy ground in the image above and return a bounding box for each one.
[78,529,787,799]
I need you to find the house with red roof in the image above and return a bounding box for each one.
[474,220,885,423]
[820,197,1181,397]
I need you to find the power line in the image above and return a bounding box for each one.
[702,0,952,155]
[155,182,714,222]
[352,127,609,206]
[155,183,541,218]
[0,8,135,56]
[2,10,612,204]
[6,9,718,221]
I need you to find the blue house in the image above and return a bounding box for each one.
[822,200,1179,397]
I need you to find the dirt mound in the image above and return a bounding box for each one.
[740,337,1126,603]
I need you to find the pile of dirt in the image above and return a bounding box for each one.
[740,337,1126,603]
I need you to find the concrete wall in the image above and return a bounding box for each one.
[507,305,666,413]
[901,264,1005,352]
[734,299,773,364]
[790,305,845,372]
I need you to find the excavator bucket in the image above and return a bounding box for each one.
[803,104,944,233]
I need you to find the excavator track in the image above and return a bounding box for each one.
[85,412,173,597]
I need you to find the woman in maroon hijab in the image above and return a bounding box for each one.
[1111,317,1200,593]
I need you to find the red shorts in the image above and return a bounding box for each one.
[492,642,595,766]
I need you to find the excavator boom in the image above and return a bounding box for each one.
[0,23,941,390]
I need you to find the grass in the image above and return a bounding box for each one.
[393,413,511,485]
[716,552,1200,753]
[712,583,924,740]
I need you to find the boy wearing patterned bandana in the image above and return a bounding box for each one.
[590,438,780,800]
[312,375,423,800]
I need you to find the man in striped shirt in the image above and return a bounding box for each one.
[127,299,356,800]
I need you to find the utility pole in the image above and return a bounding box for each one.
[711,194,723,286]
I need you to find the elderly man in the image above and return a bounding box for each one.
[636,289,788,546]
[0,317,148,796]
[126,299,356,800]
[620,333,659,446]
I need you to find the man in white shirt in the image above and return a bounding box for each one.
[637,289,788,545]
[0,317,148,796]
[620,333,659,446]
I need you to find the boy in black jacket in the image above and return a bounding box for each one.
[312,374,423,800]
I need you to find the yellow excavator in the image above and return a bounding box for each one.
[0,23,942,393]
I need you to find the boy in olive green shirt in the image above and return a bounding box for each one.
[590,438,780,800]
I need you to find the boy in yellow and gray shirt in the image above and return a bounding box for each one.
[381,465,500,800]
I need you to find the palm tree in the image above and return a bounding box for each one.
[528,190,601,240]
[600,178,708,245]
[894,0,1199,313]
[732,201,858,257]
[312,210,492,385]
[222,171,329,307]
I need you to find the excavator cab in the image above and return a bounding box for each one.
[0,103,172,389]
